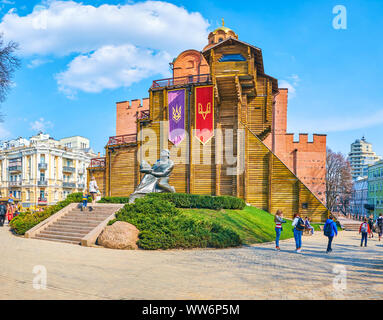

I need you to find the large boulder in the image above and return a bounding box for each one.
[97,221,139,250]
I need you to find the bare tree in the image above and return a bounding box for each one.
[326,148,353,215]
[0,34,20,118]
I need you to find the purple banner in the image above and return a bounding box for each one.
[168,89,185,145]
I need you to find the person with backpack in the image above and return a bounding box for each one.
[359,217,371,247]
[292,213,305,253]
[377,214,383,242]
[368,215,374,238]
[274,209,286,251]
[323,215,338,253]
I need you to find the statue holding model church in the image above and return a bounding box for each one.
[129,149,176,203]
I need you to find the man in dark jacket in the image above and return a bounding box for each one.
[324,215,338,253]
[0,203,6,226]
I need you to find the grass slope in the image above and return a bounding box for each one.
[181,206,321,245]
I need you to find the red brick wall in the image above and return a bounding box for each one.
[264,89,327,204]
[116,98,149,136]
[172,49,209,78]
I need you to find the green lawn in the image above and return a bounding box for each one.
[181,206,322,245]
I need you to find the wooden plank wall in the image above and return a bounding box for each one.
[87,169,106,197]
[108,146,138,197]
[244,124,328,222]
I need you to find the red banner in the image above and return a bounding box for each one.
[195,86,214,144]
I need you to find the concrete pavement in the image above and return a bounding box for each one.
[0,226,382,300]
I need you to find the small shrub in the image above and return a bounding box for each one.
[111,197,241,250]
[98,196,130,204]
[99,193,246,210]
[10,192,83,235]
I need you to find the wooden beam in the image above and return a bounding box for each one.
[268,152,273,213]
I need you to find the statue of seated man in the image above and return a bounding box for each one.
[129,149,175,203]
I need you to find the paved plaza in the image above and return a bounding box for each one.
[0,226,382,300]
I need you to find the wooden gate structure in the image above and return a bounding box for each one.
[88,37,329,222]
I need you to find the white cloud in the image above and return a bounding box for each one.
[30,118,53,132]
[27,58,52,69]
[0,1,209,56]
[279,74,300,99]
[0,0,15,5]
[0,1,210,95]
[56,44,171,95]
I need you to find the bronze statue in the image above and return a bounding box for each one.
[129,149,175,203]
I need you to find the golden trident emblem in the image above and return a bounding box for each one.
[198,102,211,120]
[172,105,182,122]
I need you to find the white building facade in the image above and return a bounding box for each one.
[0,133,96,209]
[348,137,381,180]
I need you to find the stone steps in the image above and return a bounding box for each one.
[33,235,81,245]
[31,204,124,245]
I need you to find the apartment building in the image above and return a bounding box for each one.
[367,160,383,218]
[348,137,381,180]
[0,132,97,209]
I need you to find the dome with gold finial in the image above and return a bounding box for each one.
[203,19,238,51]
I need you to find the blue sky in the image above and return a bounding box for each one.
[0,0,382,156]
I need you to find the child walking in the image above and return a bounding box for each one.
[81,190,89,212]
[359,218,371,247]
[274,210,286,251]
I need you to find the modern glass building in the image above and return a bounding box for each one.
[367,160,383,218]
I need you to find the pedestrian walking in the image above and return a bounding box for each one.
[292,213,305,253]
[274,209,286,251]
[89,176,99,208]
[368,215,374,238]
[81,189,89,212]
[323,215,338,253]
[377,214,383,242]
[6,203,13,224]
[0,203,6,227]
[359,218,371,247]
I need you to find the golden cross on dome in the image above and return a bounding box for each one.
[222,18,224,27]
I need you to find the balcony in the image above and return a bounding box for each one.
[38,198,48,205]
[78,168,85,175]
[151,73,211,89]
[63,166,76,173]
[78,183,85,189]
[63,182,76,188]
[9,181,22,187]
[107,134,136,146]
[37,180,48,187]
[8,165,22,172]
[89,157,106,169]
[38,163,48,170]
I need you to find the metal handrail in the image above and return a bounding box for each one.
[151,73,211,88]
[107,134,137,146]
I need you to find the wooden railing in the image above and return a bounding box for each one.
[89,157,106,168]
[151,73,211,88]
[107,134,137,146]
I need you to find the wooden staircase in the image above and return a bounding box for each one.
[26,203,124,245]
